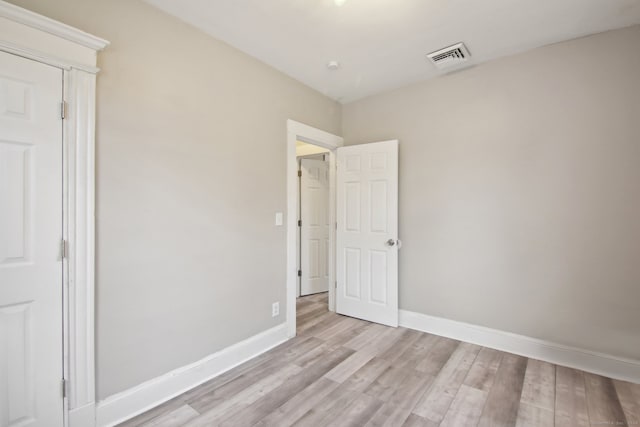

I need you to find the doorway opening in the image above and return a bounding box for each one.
[286,120,343,338]
[287,120,400,337]
[296,142,332,330]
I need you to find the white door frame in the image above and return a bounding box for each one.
[0,2,108,426]
[286,120,343,338]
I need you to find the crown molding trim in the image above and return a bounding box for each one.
[0,0,109,50]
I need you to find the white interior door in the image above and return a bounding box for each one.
[336,140,399,327]
[0,52,63,427]
[300,158,330,296]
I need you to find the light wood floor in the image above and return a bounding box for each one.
[121,293,639,426]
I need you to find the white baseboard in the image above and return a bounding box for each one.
[69,402,96,427]
[399,309,640,384]
[95,323,289,427]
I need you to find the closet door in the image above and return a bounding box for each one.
[300,158,330,295]
[0,51,64,427]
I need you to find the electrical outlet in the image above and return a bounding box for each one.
[272,302,280,317]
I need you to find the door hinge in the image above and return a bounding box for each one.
[60,101,67,120]
[298,170,302,177]
[61,239,67,259]
[298,219,302,227]
[297,270,302,277]
[61,379,67,398]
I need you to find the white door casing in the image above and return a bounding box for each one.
[286,120,343,337]
[300,158,330,296]
[336,140,399,327]
[0,52,63,427]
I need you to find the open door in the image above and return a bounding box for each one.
[336,140,399,327]
[300,158,330,295]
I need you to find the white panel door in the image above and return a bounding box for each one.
[0,52,63,427]
[300,158,330,296]
[336,140,398,326]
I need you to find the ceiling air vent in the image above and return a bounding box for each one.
[427,42,470,70]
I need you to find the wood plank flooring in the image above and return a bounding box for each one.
[120,293,639,427]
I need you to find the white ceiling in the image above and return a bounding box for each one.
[144,0,640,103]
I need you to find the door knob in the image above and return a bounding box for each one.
[386,239,396,246]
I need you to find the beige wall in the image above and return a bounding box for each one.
[8,0,341,399]
[343,26,640,360]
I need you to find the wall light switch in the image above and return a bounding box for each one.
[275,212,283,226]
